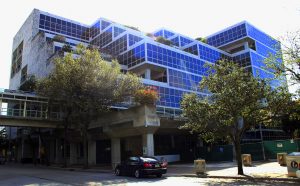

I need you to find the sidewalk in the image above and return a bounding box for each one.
[167,161,300,182]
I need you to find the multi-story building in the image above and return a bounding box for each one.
[8,9,282,165]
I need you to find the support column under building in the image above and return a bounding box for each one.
[111,138,121,169]
[142,133,154,156]
[145,69,151,80]
[0,99,2,113]
[88,140,96,165]
[69,143,77,165]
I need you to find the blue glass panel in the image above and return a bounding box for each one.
[164,30,175,38]
[247,23,280,51]
[255,41,277,57]
[101,20,111,31]
[207,23,247,47]
[129,34,143,46]
[180,36,193,47]
[154,30,163,37]
[114,27,126,38]
[170,37,179,47]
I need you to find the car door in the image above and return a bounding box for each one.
[127,157,140,175]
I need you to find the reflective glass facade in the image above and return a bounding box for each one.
[37,11,282,112]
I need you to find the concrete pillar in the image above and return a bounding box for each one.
[23,101,27,117]
[142,133,154,156]
[69,143,77,165]
[55,139,61,163]
[145,69,151,80]
[88,140,96,165]
[111,138,121,169]
[244,42,249,49]
[0,99,2,114]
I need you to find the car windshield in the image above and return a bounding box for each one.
[140,157,158,162]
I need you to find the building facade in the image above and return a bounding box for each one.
[8,9,282,165]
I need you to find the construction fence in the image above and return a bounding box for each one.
[197,139,300,162]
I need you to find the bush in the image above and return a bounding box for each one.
[62,44,72,53]
[124,25,140,31]
[52,35,66,43]
[156,36,172,46]
[195,37,207,44]
[134,86,159,105]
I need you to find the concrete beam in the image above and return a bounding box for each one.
[90,104,159,129]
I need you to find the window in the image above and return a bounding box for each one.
[11,41,23,78]
[20,65,27,84]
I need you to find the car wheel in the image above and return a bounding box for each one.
[134,169,141,178]
[156,173,162,178]
[115,168,121,176]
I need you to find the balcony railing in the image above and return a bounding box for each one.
[0,108,61,120]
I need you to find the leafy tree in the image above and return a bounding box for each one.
[195,37,207,44]
[265,31,300,94]
[155,36,172,46]
[19,75,36,92]
[181,60,292,175]
[281,100,300,138]
[36,44,142,168]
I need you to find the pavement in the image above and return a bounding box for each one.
[24,160,300,181]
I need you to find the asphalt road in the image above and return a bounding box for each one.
[0,164,298,186]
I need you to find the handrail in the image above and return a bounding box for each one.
[0,108,61,120]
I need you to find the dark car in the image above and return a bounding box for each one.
[115,156,167,178]
[0,155,5,165]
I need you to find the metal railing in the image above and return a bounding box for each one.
[0,108,61,120]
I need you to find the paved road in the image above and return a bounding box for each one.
[0,164,298,186]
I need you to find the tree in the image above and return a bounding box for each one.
[180,60,292,175]
[155,36,172,46]
[195,37,207,44]
[281,100,300,138]
[19,75,36,92]
[36,44,142,168]
[265,31,300,94]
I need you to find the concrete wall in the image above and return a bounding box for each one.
[9,9,54,90]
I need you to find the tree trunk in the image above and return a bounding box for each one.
[234,138,244,175]
[83,126,89,169]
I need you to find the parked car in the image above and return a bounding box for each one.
[115,156,167,178]
[0,155,5,165]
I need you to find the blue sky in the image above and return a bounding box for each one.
[0,0,299,89]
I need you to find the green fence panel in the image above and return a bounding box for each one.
[263,139,299,159]
[241,142,264,161]
[204,145,233,162]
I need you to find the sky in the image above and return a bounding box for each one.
[0,0,299,89]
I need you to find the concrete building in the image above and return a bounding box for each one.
[7,9,282,166]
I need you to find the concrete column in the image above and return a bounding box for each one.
[142,133,154,156]
[55,139,61,163]
[145,69,151,80]
[88,140,96,165]
[0,99,2,114]
[23,101,27,117]
[69,143,77,165]
[244,42,249,49]
[111,138,121,169]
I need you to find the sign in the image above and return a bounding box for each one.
[277,143,283,148]
[291,161,299,169]
[145,115,160,127]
